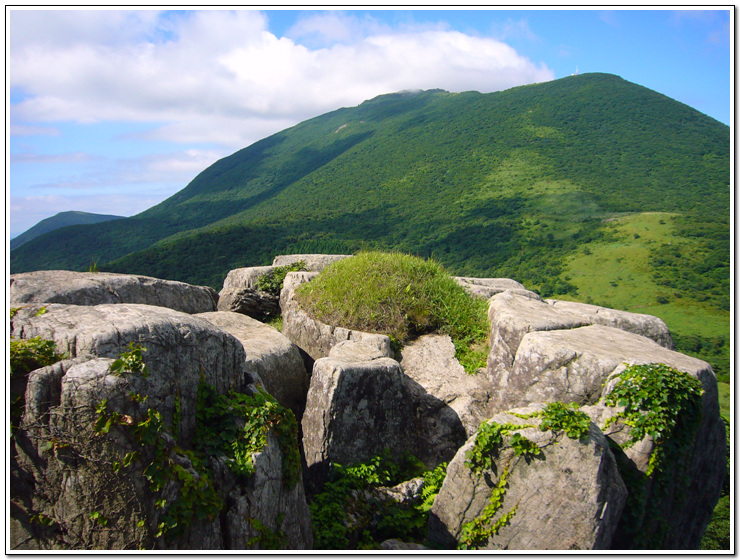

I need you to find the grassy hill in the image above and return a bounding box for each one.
[10,72,729,379]
[10,211,124,251]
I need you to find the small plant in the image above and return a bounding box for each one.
[10,336,64,377]
[538,401,592,440]
[110,342,149,378]
[256,260,307,296]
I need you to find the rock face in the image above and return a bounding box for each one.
[486,289,674,393]
[218,266,279,319]
[280,271,392,361]
[10,270,218,314]
[10,301,312,550]
[454,277,526,299]
[399,334,492,466]
[197,311,309,420]
[428,405,628,550]
[272,253,351,271]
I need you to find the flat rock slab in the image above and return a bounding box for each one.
[197,311,309,419]
[428,405,627,550]
[454,277,526,299]
[10,270,218,314]
[272,253,352,271]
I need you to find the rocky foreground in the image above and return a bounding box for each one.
[9,254,725,550]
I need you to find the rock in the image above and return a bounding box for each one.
[377,477,426,505]
[581,361,725,549]
[490,324,708,412]
[197,311,309,420]
[544,299,674,349]
[216,288,279,319]
[272,253,352,271]
[221,266,275,292]
[454,277,526,299]
[380,539,431,550]
[10,303,313,550]
[280,271,393,360]
[301,341,414,476]
[428,405,627,550]
[9,270,218,314]
[399,334,492,466]
[487,290,675,390]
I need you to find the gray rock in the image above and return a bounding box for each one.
[9,270,218,314]
[379,539,431,550]
[428,405,627,550]
[301,342,414,473]
[454,277,526,299]
[216,288,279,319]
[221,266,275,292]
[10,303,313,550]
[197,311,309,419]
[487,291,676,390]
[272,253,352,271]
[280,271,392,360]
[491,324,708,412]
[399,334,492,466]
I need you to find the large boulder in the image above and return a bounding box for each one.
[10,303,312,550]
[428,405,627,550]
[399,334,492,466]
[197,311,309,420]
[487,290,674,389]
[218,266,279,319]
[301,340,415,477]
[9,271,218,314]
[280,271,392,361]
[454,277,526,299]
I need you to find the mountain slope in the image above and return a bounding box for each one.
[10,211,124,251]
[11,72,729,292]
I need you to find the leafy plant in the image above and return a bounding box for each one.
[10,336,64,377]
[110,342,149,378]
[538,401,592,440]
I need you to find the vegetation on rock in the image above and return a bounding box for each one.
[295,251,489,372]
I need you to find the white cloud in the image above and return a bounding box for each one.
[9,9,555,149]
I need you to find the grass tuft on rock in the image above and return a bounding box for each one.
[295,251,489,373]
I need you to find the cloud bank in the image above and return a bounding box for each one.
[9,9,554,149]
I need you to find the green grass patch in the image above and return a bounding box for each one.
[295,251,489,373]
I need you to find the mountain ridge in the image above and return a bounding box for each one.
[10,211,124,251]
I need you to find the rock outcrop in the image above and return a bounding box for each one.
[10,270,218,314]
[428,405,628,550]
[197,311,309,419]
[454,277,526,299]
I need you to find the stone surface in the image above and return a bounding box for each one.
[301,341,414,474]
[220,266,275,292]
[10,303,313,550]
[399,334,492,466]
[10,270,218,314]
[280,271,392,361]
[272,253,352,271]
[216,288,279,319]
[428,405,627,550]
[490,324,709,413]
[197,311,309,419]
[454,277,526,299]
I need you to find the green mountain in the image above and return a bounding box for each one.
[10,73,729,376]
[10,211,124,251]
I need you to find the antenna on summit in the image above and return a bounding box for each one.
[572,66,579,76]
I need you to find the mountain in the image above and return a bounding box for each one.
[9,73,729,375]
[10,211,124,251]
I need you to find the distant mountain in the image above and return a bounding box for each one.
[10,211,124,251]
[10,72,728,296]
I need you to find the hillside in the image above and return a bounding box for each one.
[10,211,124,251]
[9,72,730,375]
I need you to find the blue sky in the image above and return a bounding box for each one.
[7,8,732,238]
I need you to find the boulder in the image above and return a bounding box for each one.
[280,271,392,361]
[399,334,492,466]
[454,277,526,299]
[216,288,279,320]
[9,270,218,314]
[301,341,414,476]
[272,253,352,271]
[220,266,275,292]
[490,324,708,412]
[428,405,627,550]
[197,311,309,420]
[486,290,674,389]
[10,303,313,550]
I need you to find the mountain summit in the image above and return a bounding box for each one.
[10,73,729,292]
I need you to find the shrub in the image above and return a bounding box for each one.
[256,260,307,296]
[295,251,489,373]
[10,337,64,377]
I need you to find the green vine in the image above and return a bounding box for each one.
[256,260,307,297]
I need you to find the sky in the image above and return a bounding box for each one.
[6,7,733,239]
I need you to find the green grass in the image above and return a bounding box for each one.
[295,251,489,373]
